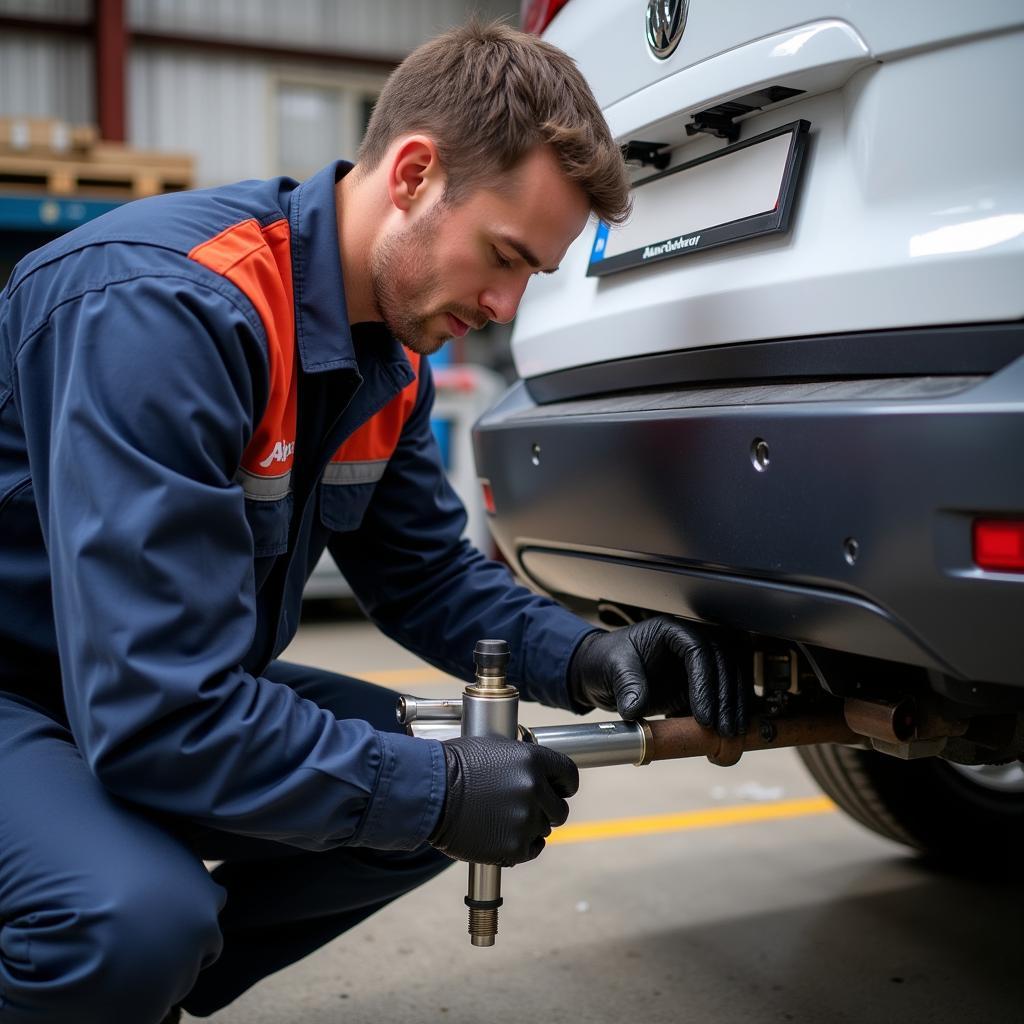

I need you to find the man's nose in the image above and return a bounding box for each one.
[480,277,529,325]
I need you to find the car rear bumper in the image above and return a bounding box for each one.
[473,337,1024,689]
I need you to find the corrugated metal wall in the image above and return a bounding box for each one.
[129,0,517,56]
[0,0,516,48]
[0,0,519,184]
[0,0,92,124]
[128,48,271,184]
[128,0,518,184]
[0,0,89,18]
[0,33,94,123]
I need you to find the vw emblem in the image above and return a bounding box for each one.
[645,0,688,60]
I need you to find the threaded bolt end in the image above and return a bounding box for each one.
[468,906,498,946]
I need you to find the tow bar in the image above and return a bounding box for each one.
[398,639,969,947]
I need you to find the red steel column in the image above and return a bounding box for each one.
[94,0,127,141]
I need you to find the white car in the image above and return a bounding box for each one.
[475,0,1024,869]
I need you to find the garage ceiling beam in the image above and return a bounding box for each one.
[0,15,91,38]
[0,15,400,74]
[130,30,401,72]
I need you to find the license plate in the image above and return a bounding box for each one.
[588,120,810,277]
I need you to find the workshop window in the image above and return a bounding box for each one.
[275,81,380,180]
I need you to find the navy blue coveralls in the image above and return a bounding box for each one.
[0,161,593,1020]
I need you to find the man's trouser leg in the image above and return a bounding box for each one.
[0,663,452,1021]
[179,661,453,1017]
[0,691,225,1024]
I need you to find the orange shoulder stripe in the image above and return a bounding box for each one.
[189,218,297,487]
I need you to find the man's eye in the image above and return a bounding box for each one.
[494,248,513,269]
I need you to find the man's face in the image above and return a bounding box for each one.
[369,145,592,355]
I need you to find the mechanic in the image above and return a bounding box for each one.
[0,20,747,1024]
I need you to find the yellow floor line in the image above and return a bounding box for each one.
[360,667,458,686]
[549,795,836,846]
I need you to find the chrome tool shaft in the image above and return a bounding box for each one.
[462,639,517,947]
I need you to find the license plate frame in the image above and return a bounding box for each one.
[587,119,811,278]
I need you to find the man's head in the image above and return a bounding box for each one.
[348,20,630,353]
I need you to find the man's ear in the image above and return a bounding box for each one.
[386,135,444,213]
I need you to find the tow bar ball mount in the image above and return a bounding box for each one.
[397,640,974,948]
[397,641,856,951]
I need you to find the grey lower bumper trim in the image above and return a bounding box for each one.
[520,548,955,676]
[473,355,1024,687]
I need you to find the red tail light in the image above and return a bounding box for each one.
[520,0,570,35]
[480,479,497,516]
[973,519,1024,572]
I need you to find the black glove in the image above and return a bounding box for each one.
[568,616,749,736]
[429,736,579,867]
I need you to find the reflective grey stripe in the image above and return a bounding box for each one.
[235,466,292,502]
[322,459,388,485]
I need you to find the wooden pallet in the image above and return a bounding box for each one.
[0,118,194,198]
[0,148,194,198]
[0,117,97,156]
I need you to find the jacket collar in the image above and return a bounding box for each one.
[287,160,415,391]
[288,160,357,375]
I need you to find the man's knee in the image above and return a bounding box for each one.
[1,859,223,1024]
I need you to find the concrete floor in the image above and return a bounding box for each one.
[203,611,1024,1024]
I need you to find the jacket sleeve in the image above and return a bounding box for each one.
[15,272,444,851]
[329,358,595,708]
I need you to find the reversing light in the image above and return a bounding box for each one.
[973,519,1024,572]
[480,479,497,516]
[520,0,570,35]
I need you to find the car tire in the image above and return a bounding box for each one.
[798,743,1024,873]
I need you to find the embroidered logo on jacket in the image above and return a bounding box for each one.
[259,440,295,468]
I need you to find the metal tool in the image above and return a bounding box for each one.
[399,702,860,769]
[462,639,518,947]
[399,644,973,947]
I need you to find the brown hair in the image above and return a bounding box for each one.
[357,19,631,224]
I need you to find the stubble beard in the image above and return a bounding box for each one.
[369,210,450,356]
